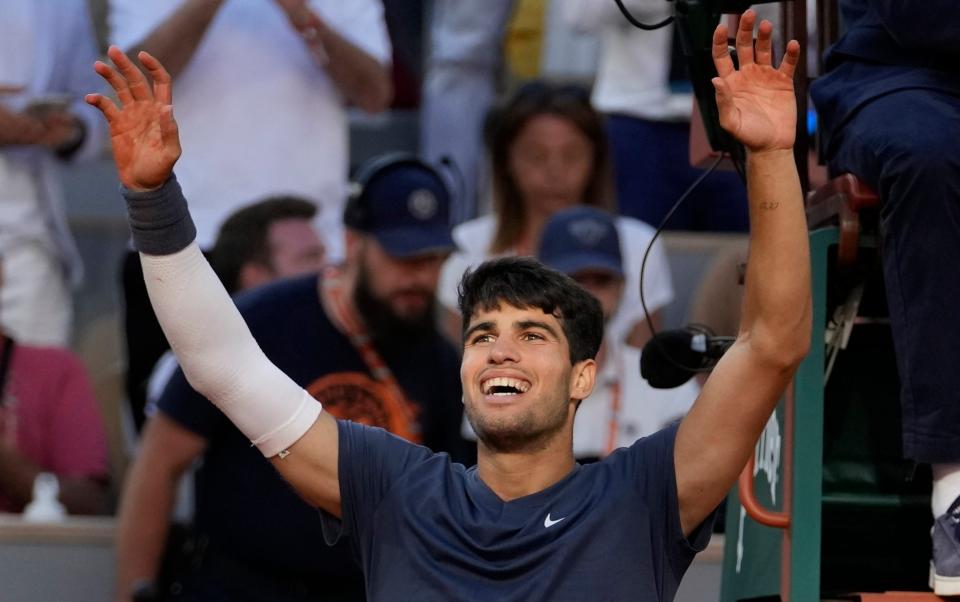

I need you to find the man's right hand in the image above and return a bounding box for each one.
[85,46,181,192]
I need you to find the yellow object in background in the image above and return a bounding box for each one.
[504,0,546,79]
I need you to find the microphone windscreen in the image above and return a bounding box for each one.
[640,330,703,389]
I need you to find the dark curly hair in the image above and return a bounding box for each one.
[457,256,604,364]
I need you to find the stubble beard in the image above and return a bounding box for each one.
[466,391,573,455]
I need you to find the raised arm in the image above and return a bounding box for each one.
[274,0,393,113]
[116,0,225,81]
[674,11,811,536]
[85,47,342,516]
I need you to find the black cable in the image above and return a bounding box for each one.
[613,0,674,30]
[639,153,726,373]
[610,0,742,374]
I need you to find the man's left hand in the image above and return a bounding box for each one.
[711,10,800,153]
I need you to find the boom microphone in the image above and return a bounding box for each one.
[640,327,735,389]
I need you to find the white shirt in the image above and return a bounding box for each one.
[572,340,699,457]
[109,0,391,251]
[0,0,107,284]
[439,214,674,347]
[562,0,693,122]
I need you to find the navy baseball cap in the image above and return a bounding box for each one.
[346,159,456,258]
[538,207,623,277]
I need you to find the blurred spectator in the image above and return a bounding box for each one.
[420,0,516,222]
[538,206,696,460]
[438,81,674,350]
[810,1,960,594]
[0,0,107,346]
[141,196,326,430]
[563,0,750,232]
[0,259,109,515]
[687,241,746,340]
[109,0,392,431]
[115,157,466,602]
[207,196,325,295]
[108,0,392,259]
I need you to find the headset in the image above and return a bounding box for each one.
[344,152,453,230]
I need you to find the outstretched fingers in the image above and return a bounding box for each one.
[735,9,757,66]
[158,105,181,151]
[712,24,735,78]
[712,77,739,135]
[93,60,134,106]
[138,51,173,106]
[106,46,152,102]
[755,19,773,67]
[778,39,801,79]
[84,93,120,122]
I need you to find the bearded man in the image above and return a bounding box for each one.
[115,155,466,602]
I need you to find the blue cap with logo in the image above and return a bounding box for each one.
[345,155,456,257]
[538,206,623,277]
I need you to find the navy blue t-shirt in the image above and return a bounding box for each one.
[322,420,714,601]
[157,274,464,597]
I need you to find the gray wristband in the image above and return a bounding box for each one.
[121,175,197,255]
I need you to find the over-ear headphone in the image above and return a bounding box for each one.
[344,152,449,230]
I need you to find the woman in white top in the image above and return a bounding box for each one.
[438,81,674,349]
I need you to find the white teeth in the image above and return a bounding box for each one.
[481,377,530,395]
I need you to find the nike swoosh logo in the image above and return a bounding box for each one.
[544,513,566,528]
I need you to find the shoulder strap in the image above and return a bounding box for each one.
[321,267,420,434]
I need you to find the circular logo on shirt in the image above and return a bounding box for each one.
[408,189,438,221]
[307,372,421,443]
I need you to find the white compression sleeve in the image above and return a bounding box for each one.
[140,242,321,457]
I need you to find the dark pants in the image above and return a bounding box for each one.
[122,250,170,431]
[605,114,750,232]
[166,537,365,602]
[828,88,960,463]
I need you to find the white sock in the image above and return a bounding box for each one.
[932,463,960,517]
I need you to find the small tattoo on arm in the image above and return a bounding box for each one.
[760,201,780,210]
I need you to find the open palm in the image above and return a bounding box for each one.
[712,12,800,153]
[86,46,181,191]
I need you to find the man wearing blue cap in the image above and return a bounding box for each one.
[538,207,627,326]
[114,155,467,601]
[538,207,694,461]
[538,207,629,462]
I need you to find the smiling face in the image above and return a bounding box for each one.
[461,302,596,453]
